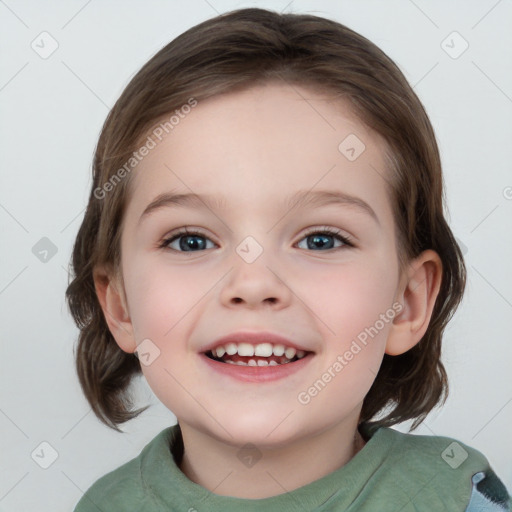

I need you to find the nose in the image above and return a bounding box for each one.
[219,253,293,309]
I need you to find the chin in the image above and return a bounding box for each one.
[212,411,307,449]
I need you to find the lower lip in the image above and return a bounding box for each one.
[199,353,313,383]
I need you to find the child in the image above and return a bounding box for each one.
[66,7,511,511]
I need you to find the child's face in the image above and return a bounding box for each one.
[116,82,404,446]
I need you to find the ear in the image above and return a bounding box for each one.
[385,250,443,356]
[93,265,137,353]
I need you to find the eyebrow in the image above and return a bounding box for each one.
[138,189,379,225]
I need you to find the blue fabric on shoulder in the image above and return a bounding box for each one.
[464,470,511,512]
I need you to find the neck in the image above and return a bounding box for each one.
[177,420,366,499]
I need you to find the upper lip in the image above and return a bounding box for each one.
[201,331,313,354]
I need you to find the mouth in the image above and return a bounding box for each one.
[200,331,315,382]
[204,342,310,367]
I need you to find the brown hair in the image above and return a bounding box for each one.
[65,7,466,432]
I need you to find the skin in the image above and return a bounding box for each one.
[94,81,442,499]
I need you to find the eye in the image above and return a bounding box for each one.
[159,226,354,253]
[159,228,216,252]
[296,227,353,251]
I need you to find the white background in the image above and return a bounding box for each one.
[1,0,511,510]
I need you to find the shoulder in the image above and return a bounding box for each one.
[73,456,144,511]
[73,427,174,512]
[369,427,511,511]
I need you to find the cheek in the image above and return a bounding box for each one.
[123,258,204,340]
[295,257,398,396]
[295,263,396,412]
[124,259,208,413]
[297,256,399,339]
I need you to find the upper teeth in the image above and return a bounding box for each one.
[213,342,306,360]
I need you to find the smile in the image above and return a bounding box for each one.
[200,331,314,382]
[205,342,308,366]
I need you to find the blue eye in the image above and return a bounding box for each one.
[161,229,215,252]
[297,228,351,251]
[159,227,353,253]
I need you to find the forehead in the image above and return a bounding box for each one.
[126,82,392,222]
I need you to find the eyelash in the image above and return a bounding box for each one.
[158,226,354,252]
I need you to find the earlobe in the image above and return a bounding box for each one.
[385,250,443,356]
[93,266,137,354]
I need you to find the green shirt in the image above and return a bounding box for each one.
[74,424,511,511]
